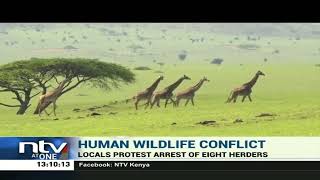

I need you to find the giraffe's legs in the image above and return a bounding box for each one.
[225,98,230,103]
[248,94,252,102]
[164,98,169,108]
[45,106,53,116]
[44,109,50,116]
[156,98,160,107]
[233,95,238,103]
[39,100,51,116]
[38,101,43,116]
[176,97,180,107]
[185,99,190,106]
[228,95,234,103]
[142,101,149,106]
[227,95,234,103]
[226,91,234,103]
[144,99,151,109]
[39,103,49,116]
[150,96,159,109]
[38,105,42,117]
[191,97,195,106]
[134,98,141,110]
[53,101,57,116]
[150,99,155,109]
[42,106,52,116]
[170,97,176,107]
[242,95,247,102]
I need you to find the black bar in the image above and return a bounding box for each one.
[75,161,320,171]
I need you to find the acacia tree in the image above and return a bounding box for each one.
[33,58,135,114]
[0,66,41,114]
[14,58,57,95]
[0,59,64,114]
[0,58,135,115]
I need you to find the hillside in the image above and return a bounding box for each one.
[0,23,320,64]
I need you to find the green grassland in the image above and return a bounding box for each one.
[0,23,320,136]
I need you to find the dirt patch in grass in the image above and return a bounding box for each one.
[233,119,243,123]
[108,112,118,115]
[90,112,102,116]
[196,120,216,125]
[238,44,260,50]
[256,113,277,117]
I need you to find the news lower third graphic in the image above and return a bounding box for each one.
[0,137,74,160]
[0,137,320,171]
[0,137,75,170]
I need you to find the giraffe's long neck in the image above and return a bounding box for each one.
[246,74,259,88]
[165,78,184,92]
[51,80,68,96]
[190,79,205,92]
[146,77,162,92]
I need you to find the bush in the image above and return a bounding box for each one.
[157,62,165,66]
[133,66,152,70]
[273,49,280,54]
[0,31,8,35]
[127,44,144,51]
[178,50,188,61]
[64,45,78,50]
[238,44,260,50]
[211,58,224,65]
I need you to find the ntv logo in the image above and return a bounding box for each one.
[19,140,68,160]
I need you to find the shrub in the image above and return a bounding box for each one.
[133,66,152,70]
[238,44,260,50]
[178,50,188,61]
[210,58,224,65]
[64,45,78,50]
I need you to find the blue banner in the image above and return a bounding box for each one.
[0,137,76,160]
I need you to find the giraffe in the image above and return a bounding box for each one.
[226,70,265,103]
[134,76,164,110]
[37,78,69,116]
[150,75,191,108]
[175,77,210,107]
